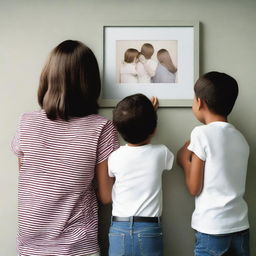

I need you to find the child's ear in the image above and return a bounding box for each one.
[198,98,202,108]
[197,98,208,110]
[196,97,203,110]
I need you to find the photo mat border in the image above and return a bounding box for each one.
[100,21,200,108]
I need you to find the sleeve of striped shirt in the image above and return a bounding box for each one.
[96,120,119,164]
[11,115,24,158]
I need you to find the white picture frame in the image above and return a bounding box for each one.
[100,21,200,107]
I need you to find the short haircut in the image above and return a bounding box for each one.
[124,48,139,63]
[38,40,101,121]
[141,43,154,59]
[113,94,157,144]
[194,71,239,116]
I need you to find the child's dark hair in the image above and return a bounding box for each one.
[113,94,157,144]
[194,71,238,116]
[38,40,101,121]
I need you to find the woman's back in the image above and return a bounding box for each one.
[152,63,176,83]
[12,110,117,255]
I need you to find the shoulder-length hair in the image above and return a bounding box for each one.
[38,40,101,121]
[157,49,177,73]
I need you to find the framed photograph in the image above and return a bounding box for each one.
[100,21,199,107]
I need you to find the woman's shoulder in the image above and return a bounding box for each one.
[84,114,110,123]
[20,111,111,125]
[20,111,112,124]
[79,114,113,128]
[20,109,45,121]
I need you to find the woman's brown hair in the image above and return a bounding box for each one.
[157,49,177,73]
[38,40,101,120]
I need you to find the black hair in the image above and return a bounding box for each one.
[113,94,157,144]
[194,71,239,116]
[38,40,101,121]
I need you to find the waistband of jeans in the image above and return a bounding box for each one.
[112,216,161,223]
[197,229,250,236]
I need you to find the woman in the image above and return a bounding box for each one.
[11,40,119,256]
[152,49,177,83]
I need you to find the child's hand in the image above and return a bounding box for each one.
[138,54,146,64]
[151,96,159,111]
[177,141,191,168]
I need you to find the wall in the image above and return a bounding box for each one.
[0,0,255,255]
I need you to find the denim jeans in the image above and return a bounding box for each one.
[108,220,163,256]
[194,229,250,256]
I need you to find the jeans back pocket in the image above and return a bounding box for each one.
[138,231,163,256]
[109,233,125,256]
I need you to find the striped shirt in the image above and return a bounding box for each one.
[11,110,119,256]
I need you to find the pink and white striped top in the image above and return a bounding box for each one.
[11,110,119,256]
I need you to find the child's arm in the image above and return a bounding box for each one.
[138,55,156,77]
[95,159,114,204]
[177,142,205,196]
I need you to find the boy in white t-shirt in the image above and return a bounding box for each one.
[177,71,250,256]
[108,94,174,256]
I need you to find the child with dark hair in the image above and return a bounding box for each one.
[11,40,119,256]
[137,43,158,83]
[177,71,250,256]
[108,94,174,256]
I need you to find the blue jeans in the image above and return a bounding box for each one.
[194,229,250,256]
[108,220,163,256]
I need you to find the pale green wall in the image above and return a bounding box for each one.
[0,0,255,255]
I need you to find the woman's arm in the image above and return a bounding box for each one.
[18,158,22,170]
[177,142,205,196]
[95,159,114,204]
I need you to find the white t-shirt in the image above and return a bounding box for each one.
[137,59,157,83]
[108,144,174,217]
[120,62,138,83]
[188,122,250,234]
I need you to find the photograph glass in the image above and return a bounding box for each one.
[101,24,199,107]
[117,40,178,84]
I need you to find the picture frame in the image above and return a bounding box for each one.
[100,21,199,107]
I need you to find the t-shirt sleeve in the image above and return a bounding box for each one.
[164,146,174,171]
[188,127,206,161]
[108,153,115,177]
[96,120,119,164]
[11,115,24,158]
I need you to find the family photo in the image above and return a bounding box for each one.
[117,40,178,84]
[103,26,195,105]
